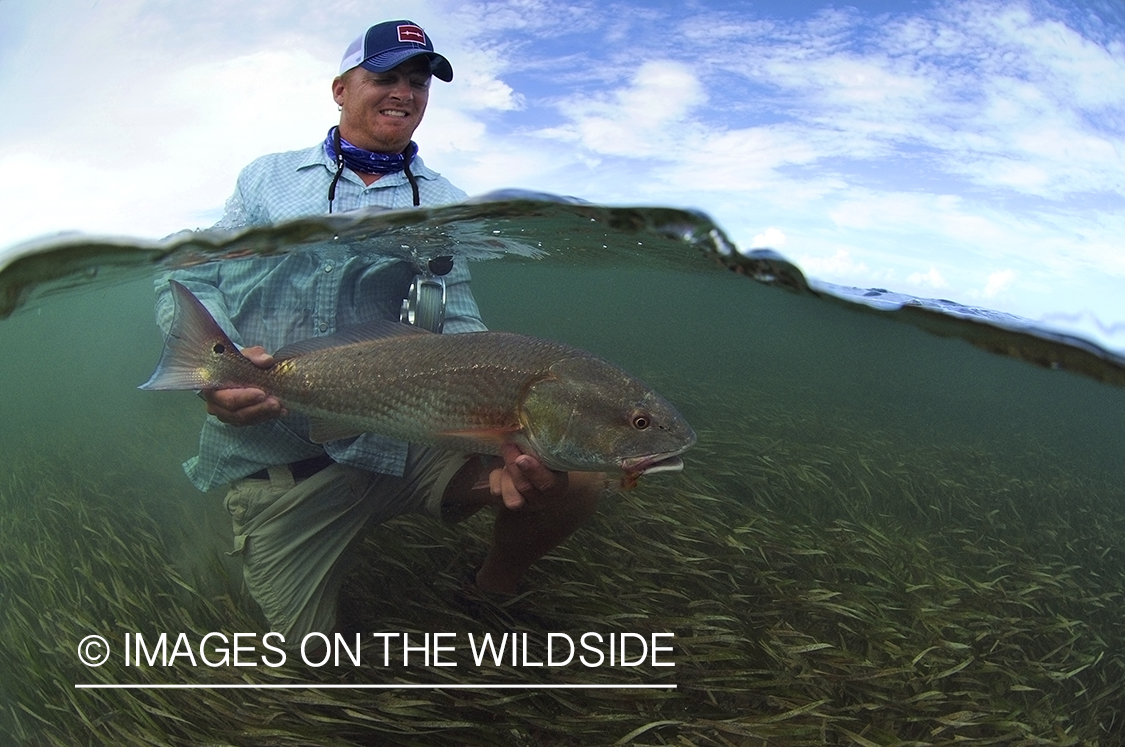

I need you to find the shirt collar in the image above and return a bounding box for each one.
[297,142,436,183]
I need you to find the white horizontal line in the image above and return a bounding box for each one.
[76,683,676,690]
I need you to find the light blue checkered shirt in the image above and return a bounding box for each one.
[156,143,486,492]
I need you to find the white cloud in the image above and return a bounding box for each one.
[439,43,523,113]
[751,227,787,248]
[982,268,1016,298]
[659,125,842,198]
[797,248,870,279]
[691,1,1125,201]
[0,48,336,245]
[535,60,707,157]
[0,153,138,243]
[907,266,949,289]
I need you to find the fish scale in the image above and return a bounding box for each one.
[141,280,696,476]
[284,338,545,447]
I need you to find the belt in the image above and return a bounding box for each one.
[247,453,335,482]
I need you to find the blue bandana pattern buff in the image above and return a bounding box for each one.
[324,127,418,174]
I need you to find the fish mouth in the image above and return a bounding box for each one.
[635,455,685,475]
[619,450,690,477]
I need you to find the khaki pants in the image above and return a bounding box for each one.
[223,446,474,640]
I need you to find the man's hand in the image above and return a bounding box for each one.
[489,443,568,511]
[200,346,287,426]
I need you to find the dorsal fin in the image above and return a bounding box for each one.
[275,319,431,360]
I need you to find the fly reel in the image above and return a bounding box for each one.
[400,255,453,333]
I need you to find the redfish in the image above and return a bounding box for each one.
[142,281,695,481]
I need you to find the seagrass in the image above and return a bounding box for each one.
[2,384,1122,746]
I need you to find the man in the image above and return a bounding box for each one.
[155,20,603,641]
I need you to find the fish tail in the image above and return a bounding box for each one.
[139,280,256,391]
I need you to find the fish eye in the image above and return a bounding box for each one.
[631,413,650,430]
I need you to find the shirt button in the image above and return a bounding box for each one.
[319,323,329,333]
[324,262,334,273]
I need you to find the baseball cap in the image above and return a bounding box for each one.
[339,20,453,82]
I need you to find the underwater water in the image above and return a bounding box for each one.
[1,196,1123,746]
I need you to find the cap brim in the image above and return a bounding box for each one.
[358,50,453,82]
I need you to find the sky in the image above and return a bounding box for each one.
[1,0,1123,350]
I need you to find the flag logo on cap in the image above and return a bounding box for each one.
[397,25,426,45]
[339,21,452,80]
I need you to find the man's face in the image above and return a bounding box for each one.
[333,57,432,153]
